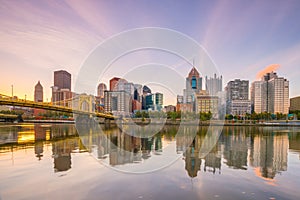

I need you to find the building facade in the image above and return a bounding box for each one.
[34,81,43,102]
[52,70,72,105]
[251,72,289,114]
[251,81,267,113]
[104,91,132,116]
[54,70,71,90]
[205,74,223,96]
[164,105,176,112]
[96,83,107,111]
[228,100,251,116]
[195,90,219,115]
[225,79,250,115]
[226,79,249,101]
[145,93,163,111]
[177,67,203,112]
[290,96,300,111]
[109,77,120,91]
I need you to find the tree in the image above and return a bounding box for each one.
[135,111,142,118]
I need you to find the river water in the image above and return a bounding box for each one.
[0,123,300,200]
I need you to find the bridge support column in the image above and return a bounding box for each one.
[104,118,110,128]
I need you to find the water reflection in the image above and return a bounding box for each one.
[0,124,81,172]
[0,124,299,179]
[250,133,288,179]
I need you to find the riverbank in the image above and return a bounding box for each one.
[23,119,75,124]
[6,119,300,127]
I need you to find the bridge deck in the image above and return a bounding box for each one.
[0,97,115,120]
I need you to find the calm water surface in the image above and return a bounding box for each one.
[0,123,300,200]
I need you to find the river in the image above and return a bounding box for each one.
[0,123,300,200]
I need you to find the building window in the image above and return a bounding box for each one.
[192,78,197,89]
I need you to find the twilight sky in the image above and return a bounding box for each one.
[1,0,300,105]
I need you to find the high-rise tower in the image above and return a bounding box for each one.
[34,81,43,102]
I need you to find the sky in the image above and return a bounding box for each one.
[1,0,300,105]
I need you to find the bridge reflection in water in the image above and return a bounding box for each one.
[1,124,299,180]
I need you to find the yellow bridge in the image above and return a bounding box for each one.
[0,94,115,120]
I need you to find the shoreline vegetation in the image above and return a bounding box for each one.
[0,119,299,127]
[1,110,300,126]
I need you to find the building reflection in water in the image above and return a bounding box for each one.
[250,130,288,179]
[34,125,46,160]
[51,125,79,172]
[289,132,300,160]
[0,124,299,179]
[81,124,168,166]
[221,127,249,170]
[177,127,222,177]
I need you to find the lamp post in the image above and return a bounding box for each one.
[11,85,13,98]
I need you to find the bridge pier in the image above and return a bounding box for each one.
[104,118,110,128]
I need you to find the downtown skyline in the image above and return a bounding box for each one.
[1,0,300,104]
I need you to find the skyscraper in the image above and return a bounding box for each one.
[177,67,203,112]
[97,83,107,97]
[96,83,107,111]
[104,90,132,116]
[251,81,267,113]
[142,85,152,110]
[184,67,202,103]
[226,79,249,101]
[267,73,289,114]
[225,79,251,115]
[290,96,300,112]
[54,70,71,90]
[205,74,222,96]
[34,81,43,102]
[145,92,163,111]
[109,77,120,91]
[52,70,72,105]
[251,72,289,114]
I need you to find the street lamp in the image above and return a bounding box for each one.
[11,85,13,97]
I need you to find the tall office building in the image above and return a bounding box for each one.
[134,84,142,101]
[97,83,107,97]
[34,81,43,102]
[104,91,132,116]
[226,79,249,101]
[109,77,120,91]
[251,72,289,114]
[142,85,152,110]
[290,96,300,111]
[54,70,71,90]
[205,74,223,96]
[251,81,267,113]
[96,83,107,111]
[184,67,202,103]
[133,84,143,111]
[52,70,72,106]
[145,92,163,111]
[267,73,289,114]
[177,67,203,112]
[226,79,251,115]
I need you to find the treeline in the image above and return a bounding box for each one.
[134,110,299,121]
[37,111,72,119]
[134,111,213,121]
[225,112,293,121]
[0,110,24,115]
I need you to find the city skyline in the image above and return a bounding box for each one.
[1,0,300,104]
